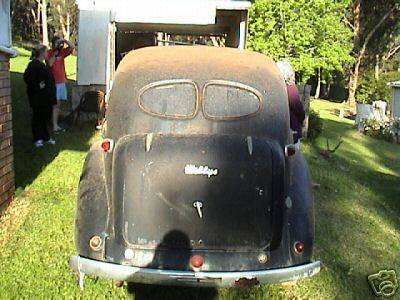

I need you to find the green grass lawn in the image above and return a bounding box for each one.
[0,49,399,299]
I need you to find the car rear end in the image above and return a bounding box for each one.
[70,46,321,287]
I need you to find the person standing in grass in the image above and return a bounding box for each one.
[277,60,305,144]
[23,44,57,148]
[46,36,75,132]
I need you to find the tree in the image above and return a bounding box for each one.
[248,0,353,84]
[11,0,39,41]
[49,0,78,41]
[345,1,400,106]
[11,0,49,44]
[11,0,78,44]
[372,23,400,79]
[41,0,49,46]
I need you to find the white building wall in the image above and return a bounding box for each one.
[0,0,11,47]
[393,88,400,118]
[113,1,216,24]
[76,0,250,24]
[77,10,110,85]
[75,0,250,86]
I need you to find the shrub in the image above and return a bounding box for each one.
[392,118,400,133]
[356,71,399,104]
[360,118,393,141]
[307,109,323,141]
[393,118,400,143]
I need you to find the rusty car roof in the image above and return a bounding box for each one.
[116,46,281,87]
[107,46,289,145]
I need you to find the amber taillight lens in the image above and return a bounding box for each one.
[294,241,305,254]
[89,236,102,251]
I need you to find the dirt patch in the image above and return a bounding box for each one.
[0,191,33,249]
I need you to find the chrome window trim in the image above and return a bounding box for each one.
[138,79,199,120]
[202,80,263,121]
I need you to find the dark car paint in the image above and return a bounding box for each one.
[112,134,283,251]
[74,46,315,274]
[75,141,108,260]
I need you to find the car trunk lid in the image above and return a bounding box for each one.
[112,134,284,251]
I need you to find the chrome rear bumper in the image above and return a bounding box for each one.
[70,256,321,287]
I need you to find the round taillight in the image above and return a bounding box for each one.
[89,236,102,251]
[101,141,111,152]
[285,145,296,157]
[258,253,269,264]
[190,255,204,269]
[125,249,134,260]
[294,241,305,254]
[101,139,114,152]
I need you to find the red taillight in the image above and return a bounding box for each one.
[294,241,305,254]
[101,139,114,152]
[190,255,204,269]
[285,144,296,157]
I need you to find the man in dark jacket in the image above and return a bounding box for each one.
[24,44,57,147]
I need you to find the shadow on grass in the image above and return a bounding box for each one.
[125,231,218,300]
[11,72,94,189]
[127,284,218,300]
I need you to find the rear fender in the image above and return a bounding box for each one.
[75,141,109,260]
[287,151,315,263]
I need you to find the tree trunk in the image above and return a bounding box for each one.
[31,1,41,39]
[41,0,49,46]
[352,1,361,48]
[348,63,360,107]
[315,68,321,99]
[346,1,361,107]
[383,44,400,63]
[347,5,396,106]
[66,11,71,40]
[375,55,380,80]
[57,1,71,40]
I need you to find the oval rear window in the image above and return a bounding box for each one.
[203,81,262,120]
[139,80,198,119]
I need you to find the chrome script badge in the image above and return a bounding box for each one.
[184,164,218,178]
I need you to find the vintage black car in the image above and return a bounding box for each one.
[70,46,321,287]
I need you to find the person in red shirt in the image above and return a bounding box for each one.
[46,36,75,132]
